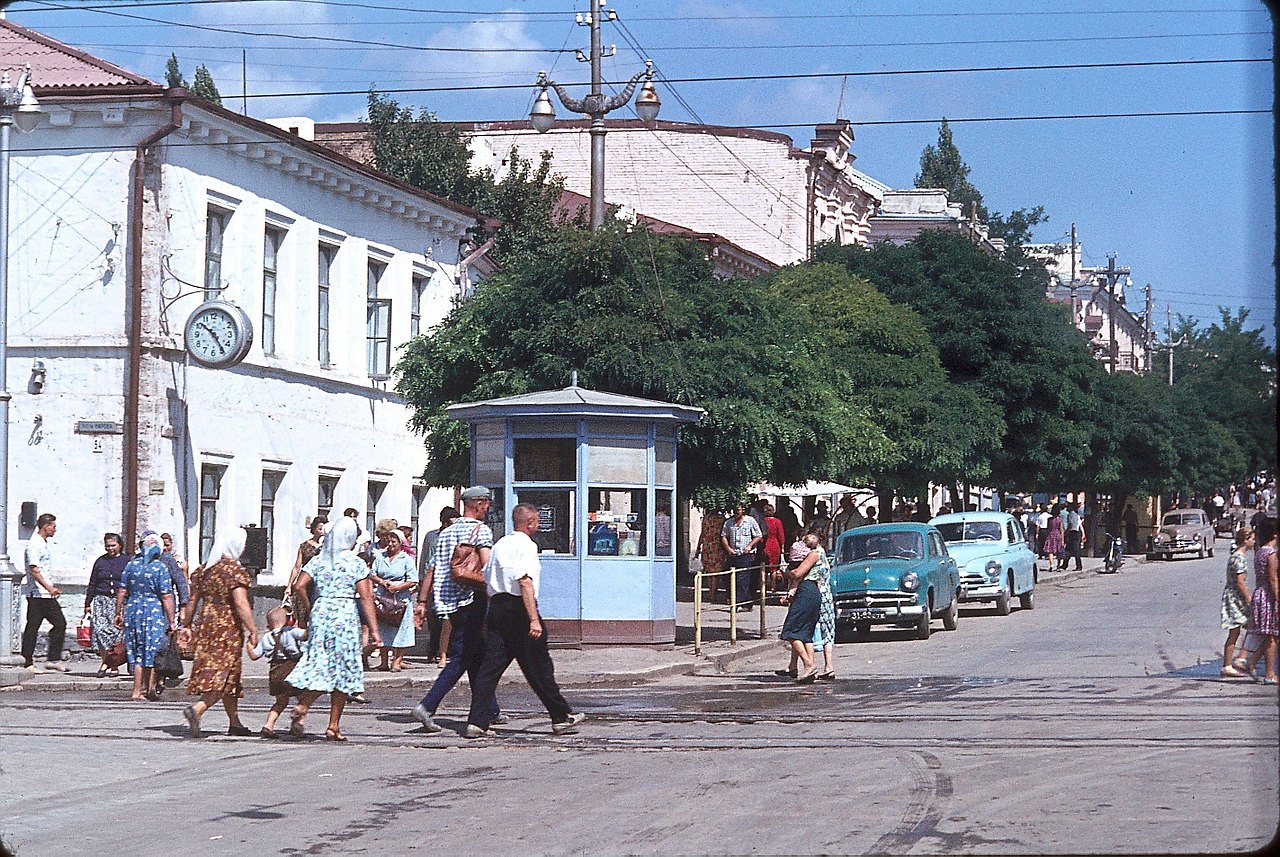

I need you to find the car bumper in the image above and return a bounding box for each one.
[958,581,1002,602]
[1153,542,1203,555]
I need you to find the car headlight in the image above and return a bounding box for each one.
[901,571,919,592]
[1156,533,1170,543]
[985,560,1000,579]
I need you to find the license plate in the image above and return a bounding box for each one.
[839,609,875,620]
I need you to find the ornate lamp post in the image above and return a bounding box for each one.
[0,66,42,663]
[529,2,660,230]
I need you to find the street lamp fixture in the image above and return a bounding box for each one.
[0,65,43,664]
[529,2,659,230]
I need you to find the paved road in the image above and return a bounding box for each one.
[1,554,1275,855]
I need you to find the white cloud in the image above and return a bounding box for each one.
[190,1,332,28]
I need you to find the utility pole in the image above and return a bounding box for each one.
[1069,223,1078,323]
[1103,254,1131,373]
[1163,304,1189,385]
[1144,283,1153,372]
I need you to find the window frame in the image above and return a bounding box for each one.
[204,207,230,300]
[317,243,337,367]
[262,226,284,356]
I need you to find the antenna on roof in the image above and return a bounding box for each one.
[570,370,579,388]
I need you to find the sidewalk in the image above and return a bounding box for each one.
[0,559,1107,694]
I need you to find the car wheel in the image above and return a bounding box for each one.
[1019,586,1035,610]
[1208,543,1215,557]
[1198,543,1206,559]
[915,609,931,640]
[942,594,958,631]
[995,581,1011,616]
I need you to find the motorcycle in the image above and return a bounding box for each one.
[1099,531,1124,573]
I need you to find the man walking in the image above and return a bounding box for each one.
[22,513,67,671]
[721,502,762,611]
[831,494,866,547]
[410,487,502,732]
[464,503,585,739]
[1062,502,1085,571]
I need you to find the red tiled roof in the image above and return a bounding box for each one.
[0,18,156,89]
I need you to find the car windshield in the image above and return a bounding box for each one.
[1163,514,1201,526]
[934,521,1002,542]
[840,531,924,562]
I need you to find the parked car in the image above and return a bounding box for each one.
[930,511,1037,614]
[829,523,960,640]
[1215,506,1247,538]
[1151,509,1216,560]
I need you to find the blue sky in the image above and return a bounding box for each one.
[10,0,1274,341]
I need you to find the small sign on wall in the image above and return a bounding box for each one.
[149,480,165,495]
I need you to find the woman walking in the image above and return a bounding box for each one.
[115,532,177,701]
[1242,518,1279,684]
[85,532,128,677]
[181,530,257,738]
[287,517,326,626]
[287,518,382,741]
[776,534,829,684]
[695,508,727,603]
[1220,526,1254,677]
[372,527,417,671]
[763,503,787,595]
[1043,503,1065,570]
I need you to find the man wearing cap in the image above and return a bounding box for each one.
[410,486,503,733]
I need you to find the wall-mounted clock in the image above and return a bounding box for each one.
[184,300,254,369]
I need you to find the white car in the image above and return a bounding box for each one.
[930,511,1037,614]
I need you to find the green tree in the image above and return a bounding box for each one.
[191,64,222,104]
[766,263,1002,498]
[915,119,985,219]
[816,230,1110,493]
[396,226,894,504]
[366,91,565,261]
[164,53,187,89]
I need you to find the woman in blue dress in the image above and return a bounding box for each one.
[114,532,176,701]
[288,518,382,741]
[372,528,418,671]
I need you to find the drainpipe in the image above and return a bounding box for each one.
[806,153,820,258]
[125,94,183,548]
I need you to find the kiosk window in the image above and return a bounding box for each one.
[588,488,647,557]
[587,438,647,484]
[515,489,575,555]
[514,438,576,482]
[655,491,674,557]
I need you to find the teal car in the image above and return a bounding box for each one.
[830,522,960,640]
[930,511,1037,615]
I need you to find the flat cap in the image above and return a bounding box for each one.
[460,485,492,501]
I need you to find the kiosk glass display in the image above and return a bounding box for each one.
[587,487,647,556]
[516,488,575,555]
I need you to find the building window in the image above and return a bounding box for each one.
[366,261,391,378]
[318,244,336,367]
[199,464,225,564]
[318,474,340,519]
[411,274,427,338]
[204,208,229,300]
[261,470,285,573]
[366,480,386,536]
[262,227,283,355]
[587,487,647,557]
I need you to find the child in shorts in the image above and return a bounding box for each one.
[247,607,308,737]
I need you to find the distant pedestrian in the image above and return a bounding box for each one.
[763,503,786,594]
[419,506,459,666]
[410,486,503,734]
[83,532,127,677]
[722,502,762,611]
[247,606,308,738]
[1042,504,1065,568]
[288,516,326,627]
[831,494,865,545]
[286,518,381,741]
[463,503,585,738]
[115,532,177,700]
[1062,502,1085,570]
[371,527,417,671]
[1220,527,1254,678]
[864,506,878,526]
[694,507,727,604]
[1241,518,1278,684]
[399,525,416,559]
[181,529,257,738]
[151,529,190,695]
[1122,503,1139,553]
[160,533,189,579]
[21,513,67,672]
[807,501,832,543]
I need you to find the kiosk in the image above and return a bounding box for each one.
[446,382,703,645]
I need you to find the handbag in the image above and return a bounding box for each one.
[103,640,127,669]
[450,522,487,587]
[76,615,93,649]
[373,590,406,625]
[154,631,184,680]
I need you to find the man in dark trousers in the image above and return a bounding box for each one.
[464,503,585,739]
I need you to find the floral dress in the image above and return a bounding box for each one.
[1250,545,1278,637]
[1042,516,1065,557]
[187,558,251,697]
[1221,550,1251,630]
[121,556,172,668]
[811,548,836,649]
[699,513,727,574]
[288,550,371,696]
[373,549,417,649]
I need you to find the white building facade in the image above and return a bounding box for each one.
[4,20,486,583]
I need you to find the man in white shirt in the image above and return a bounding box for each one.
[22,513,68,671]
[463,502,584,739]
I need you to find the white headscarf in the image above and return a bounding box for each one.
[320,517,359,566]
[207,528,246,565]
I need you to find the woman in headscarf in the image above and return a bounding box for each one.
[114,531,177,701]
[181,529,258,738]
[287,517,382,741]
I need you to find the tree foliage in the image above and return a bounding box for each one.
[366,91,565,261]
[915,119,986,219]
[164,53,187,89]
[396,226,895,504]
[191,65,222,104]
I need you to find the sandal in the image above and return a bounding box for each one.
[795,671,818,685]
[774,669,798,678]
[182,705,201,739]
[324,729,348,742]
[289,711,306,738]
[817,672,836,681]
[1220,665,1246,678]
[260,727,277,739]
[96,666,109,678]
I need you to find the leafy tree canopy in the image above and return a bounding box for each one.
[366,91,565,261]
[915,119,985,219]
[191,64,221,105]
[396,226,895,505]
[164,53,187,89]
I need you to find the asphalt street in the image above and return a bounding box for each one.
[1,552,1276,855]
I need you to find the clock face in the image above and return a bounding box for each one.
[184,301,253,368]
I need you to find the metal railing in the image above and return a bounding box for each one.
[692,562,769,655]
